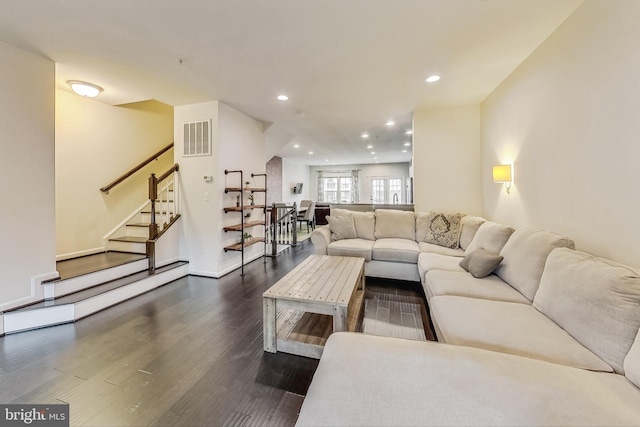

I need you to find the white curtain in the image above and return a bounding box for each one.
[316,170,324,202]
[351,169,359,203]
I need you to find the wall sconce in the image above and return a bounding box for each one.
[67,80,103,97]
[493,164,513,194]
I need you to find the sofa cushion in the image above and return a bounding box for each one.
[296,333,640,427]
[418,253,465,283]
[464,221,514,256]
[326,215,357,241]
[374,209,415,240]
[424,212,463,249]
[459,248,504,278]
[414,211,433,242]
[424,270,530,304]
[418,242,465,257]
[331,208,375,241]
[495,228,575,302]
[534,248,640,375]
[372,238,420,264]
[327,239,375,262]
[430,296,613,372]
[625,327,640,389]
[459,215,487,250]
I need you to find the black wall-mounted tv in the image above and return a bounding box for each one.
[293,183,303,194]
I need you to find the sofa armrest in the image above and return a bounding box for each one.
[310,225,331,255]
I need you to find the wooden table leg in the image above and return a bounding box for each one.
[263,297,276,352]
[333,304,347,332]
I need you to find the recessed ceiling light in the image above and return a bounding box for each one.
[402,149,408,153]
[374,157,378,160]
[361,133,369,139]
[404,142,411,146]
[67,80,103,97]
[366,145,373,149]
[308,151,314,155]
[386,121,395,126]
[324,159,329,162]
[277,95,289,101]
[426,75,441,83]
[293,144,300,148]
[370,151,376,155]
[406,130,413,135]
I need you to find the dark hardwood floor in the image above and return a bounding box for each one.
[0,242,319,427]
[1,243,433,426]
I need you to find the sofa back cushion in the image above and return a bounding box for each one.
[374,209,415,240]
[459,216,487,250]
[331,208,376,241]
[534,248,640,374]
[496,229,575,301]
[624,327,640,388]
[464,221,514,256]
[415,211,434,242]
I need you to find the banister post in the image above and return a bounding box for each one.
[271,203,277,257]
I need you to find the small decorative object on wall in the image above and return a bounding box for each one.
[493,164,513,194]
[245,180,251,189]
[248,194,255,205]
[236,195,240,207]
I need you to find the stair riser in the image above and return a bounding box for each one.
[138,213,176,225]
[106,240,147,254]
[123,226,150,238]
[44,258,149,299]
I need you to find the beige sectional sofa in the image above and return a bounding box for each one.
[300,207,640,426]
[310,208,483,282]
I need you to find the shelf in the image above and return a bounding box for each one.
[225,187,266,193]
[223,205,265,212]
[224,237,266,252]
[223,221,266,232]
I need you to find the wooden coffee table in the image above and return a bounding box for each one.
[263,255,365,359]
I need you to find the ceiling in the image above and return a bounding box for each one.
[0,0,581,166]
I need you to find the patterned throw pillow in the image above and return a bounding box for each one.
[425,212,463,249]
[326,215,357,241]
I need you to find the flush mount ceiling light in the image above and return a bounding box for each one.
[425,75,441,83]
[67,80,103,97]
[277,95,289,101]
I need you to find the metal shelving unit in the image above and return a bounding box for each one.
[223,169,267,276]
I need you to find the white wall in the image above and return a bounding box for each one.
[0,41,57,311]
[282,158,310,205]
[309,162,410,204]
[412,106,482,214]
[56,92,174,258]
[481,0,640,266]
[175,101,265,277]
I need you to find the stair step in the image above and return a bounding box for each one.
[109,236,147,243]
[2,261,190,334]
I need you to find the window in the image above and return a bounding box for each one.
[317,170,358,203]
[371,176,405,204]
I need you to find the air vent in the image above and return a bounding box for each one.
[183,120,212,157]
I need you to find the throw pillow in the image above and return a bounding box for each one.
[326,215,357,241]
[459,248,504,278]
[425,212,463,249]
